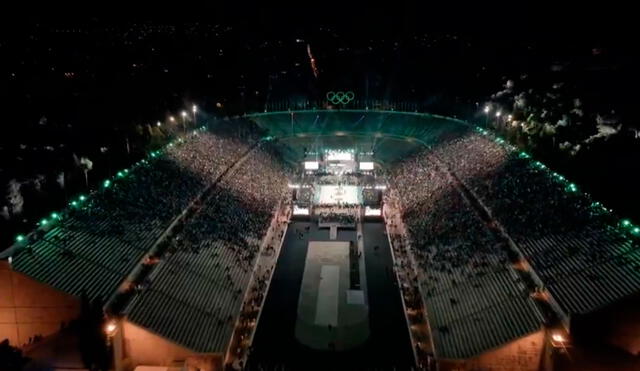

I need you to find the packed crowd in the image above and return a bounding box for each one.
[122,141,290,360]
[156,143,289,324]
[315,205,359,226]
[13,131,257,303]
[385,147,560,367]
[385,131,640,330]
[70,132,250,236]
[383,201,434,369]
[229,205,291,370]
[314,174,359,185]
[317,212,357,226]
[432,134,606,238]
[295,188,314,204]
[362,188,381,205]
[170,143,289,269]
[388,151,510,295]
[429,133,635,285]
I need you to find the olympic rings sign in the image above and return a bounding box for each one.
[326,91,355,105]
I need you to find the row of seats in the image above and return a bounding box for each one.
[12,132,253,300]
[125,143,289,353]
[431,132,640,314]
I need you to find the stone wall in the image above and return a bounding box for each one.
[440,330,545,371]
[0,261,80,347]
[120,320,222,371]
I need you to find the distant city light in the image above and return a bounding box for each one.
[192,104,197,113]
[15,235,25,242]
[484,106,490,114]
[79,195,87,202]
[40,218,48,226]
[117,171,125,178]
[169,116,175,122]
[181,111,187,117]
[633,227,640,235]
[103,180,112,188]
[621,219,632,227]
[51,212,60,219]
[496,111,501,117]
[157,121,162,127]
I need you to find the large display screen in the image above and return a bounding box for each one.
[359,162,374,170]
[326,150,353,161]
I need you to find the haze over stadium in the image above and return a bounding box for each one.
[1,4,640,371]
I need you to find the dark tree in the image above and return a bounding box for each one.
[0,339,29,371]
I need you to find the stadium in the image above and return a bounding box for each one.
[2,105,640,371]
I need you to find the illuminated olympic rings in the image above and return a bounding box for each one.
[326,91,355,105]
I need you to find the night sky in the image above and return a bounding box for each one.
[1,3,639,247]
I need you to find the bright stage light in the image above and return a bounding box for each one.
[293,205,310,215]
[315,185,361,204]
[365,206,381,216]
[326,150,353,161]
[304,161,319,170]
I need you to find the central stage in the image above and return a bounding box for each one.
[295,241,369,351]
[314,185,362,205]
